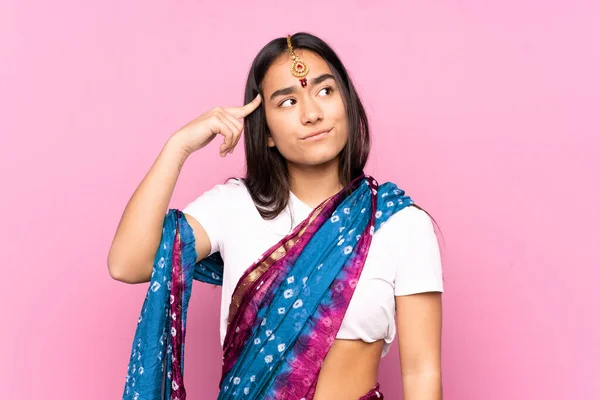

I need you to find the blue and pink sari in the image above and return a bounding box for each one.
[122,174,413,399]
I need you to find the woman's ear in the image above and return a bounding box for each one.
[267,136,276,147]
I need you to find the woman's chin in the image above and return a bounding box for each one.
[290,152,341,168]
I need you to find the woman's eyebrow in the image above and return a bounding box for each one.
[269,73,336,101]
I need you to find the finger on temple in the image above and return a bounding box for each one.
[230,94,262,119]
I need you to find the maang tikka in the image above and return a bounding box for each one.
[287,35,310,87]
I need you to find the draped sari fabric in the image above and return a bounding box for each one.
[122,174,413,400]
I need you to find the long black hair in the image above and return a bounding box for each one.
[241,32,369,219]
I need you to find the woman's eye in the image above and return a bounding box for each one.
[279,98,296,108]
[318,86,334,96]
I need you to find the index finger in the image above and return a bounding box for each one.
[227,94,262,119]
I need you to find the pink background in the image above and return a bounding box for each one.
[2,0,598,399]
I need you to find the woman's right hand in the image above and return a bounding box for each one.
[172,94,262,157]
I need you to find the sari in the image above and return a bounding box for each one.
[122,174,413,399]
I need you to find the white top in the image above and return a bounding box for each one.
[182,179,444,358]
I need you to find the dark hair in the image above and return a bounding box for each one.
[240,32,369,220]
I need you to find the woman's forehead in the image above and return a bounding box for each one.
[262,50,332,94]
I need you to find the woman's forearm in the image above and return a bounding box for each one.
[401,371,442,400]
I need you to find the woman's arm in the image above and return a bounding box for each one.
[395,292,443,400]
[107,137,207,284]
[107,95,262,284]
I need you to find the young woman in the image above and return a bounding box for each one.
[109,32,444,400]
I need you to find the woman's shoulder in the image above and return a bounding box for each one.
[377,204,436,242]
[217,177,248,192]
[374,180,430,229]
[391,204,432,223]
[201,177,249,197]
[183,177,250,211]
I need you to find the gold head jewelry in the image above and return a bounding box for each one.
[287,35,309,87]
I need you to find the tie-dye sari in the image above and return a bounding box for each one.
[122,174,413,400]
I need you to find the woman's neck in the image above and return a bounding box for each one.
[287,157,343,209]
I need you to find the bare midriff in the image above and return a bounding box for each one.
[313,338,385,400]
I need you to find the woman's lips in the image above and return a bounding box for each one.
[302,128,332,141]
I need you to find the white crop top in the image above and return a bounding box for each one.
[182,179,444,358]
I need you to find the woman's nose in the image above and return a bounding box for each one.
[301,99,323,125]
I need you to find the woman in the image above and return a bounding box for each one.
[108,32,444,400]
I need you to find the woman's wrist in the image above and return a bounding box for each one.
[165,133,192,162]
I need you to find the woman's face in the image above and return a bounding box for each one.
[261,50,349,167]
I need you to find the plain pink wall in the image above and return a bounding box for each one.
[2,0,598,398]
